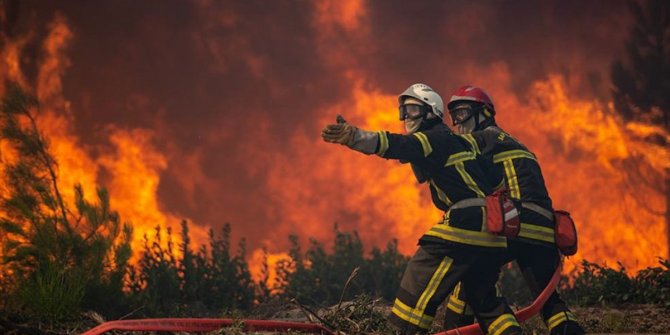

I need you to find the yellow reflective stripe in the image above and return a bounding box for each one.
[446,283,466,313]
[547,311,578,330]
[426,224,507,248]
[519,223,555,243]
[445,151,476,166]
[488,314,520,335]
[415,256,453,317]
[492,149,536,163]
[493,178,506,192]
[459,134,480,154]
[392,298,434,329]
[447,297,465,313]
[430,179,453,207]
[502,160,520,198]
[412,132,432,157]
[377,131,389,156]
[455,162,485,197]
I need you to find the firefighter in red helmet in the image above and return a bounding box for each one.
[321,83,522,335]
[443,85,585,335]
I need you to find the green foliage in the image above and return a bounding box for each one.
[0,85,132,321]
[562,259,670,308]
[634,259,670,307]
[17,261,86,320]
[0,84,403,321]
[127,221,255,316]
[276,225,408,307]
[127,225,182,316]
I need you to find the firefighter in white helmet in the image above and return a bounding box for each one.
[322,83,522,335]
[443,85,585,335]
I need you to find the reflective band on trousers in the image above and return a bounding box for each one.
[547,311,578,330]
[447,283,466,314]
[391,298,434,329]
[391,256,453,330]
[488,313,520,335]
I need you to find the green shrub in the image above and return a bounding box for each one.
[18,261,86,321]
[127,221,255,316]
[0,85,132,321]
[562,258,670,308]
[276,225,408,307]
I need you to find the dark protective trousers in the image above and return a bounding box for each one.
[443,241,582,333]
[389,246,521,335]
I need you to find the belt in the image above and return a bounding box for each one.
[450,199,553,221]
[448,198,486,211]
[521,202,553,221]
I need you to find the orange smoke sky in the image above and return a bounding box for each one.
[0,0,667,279]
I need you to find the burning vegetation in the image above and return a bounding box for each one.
[0,0,668,333]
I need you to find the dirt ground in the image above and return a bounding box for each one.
[4,303,670,334]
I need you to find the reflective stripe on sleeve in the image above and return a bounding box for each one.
[376,131,389,156]
[413,132,433,157]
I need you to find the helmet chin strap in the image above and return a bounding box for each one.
[405,108,441,133]
[456,111,489,134]
[404,118,422,133]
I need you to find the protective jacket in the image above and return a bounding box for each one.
[375,123,506,249]
[445,125,583,335]
[460,125,555,247]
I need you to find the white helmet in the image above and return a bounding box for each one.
[398,83,445,119]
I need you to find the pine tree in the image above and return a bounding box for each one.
[0,84,132,320]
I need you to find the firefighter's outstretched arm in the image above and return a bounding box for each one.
[321,116,378,155]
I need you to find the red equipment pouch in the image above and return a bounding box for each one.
[554,210,578,256]
[485,190,520,238]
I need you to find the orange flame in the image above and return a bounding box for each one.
[0,14,209,266]
[1,3,667,288]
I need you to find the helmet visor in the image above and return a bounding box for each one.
[449,106,476,125]
[399,104,427,121]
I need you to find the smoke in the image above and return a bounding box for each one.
[3,0,665,274]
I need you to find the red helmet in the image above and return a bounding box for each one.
[447,85,495,115]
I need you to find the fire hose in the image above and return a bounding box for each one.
[81,260,562,335]
[432,259,562,335]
